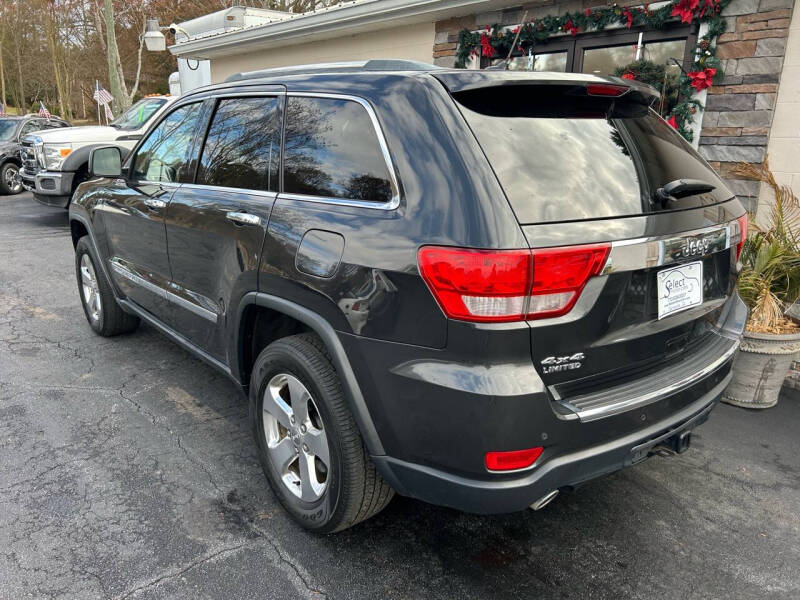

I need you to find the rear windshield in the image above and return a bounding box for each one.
[455,86,731,224]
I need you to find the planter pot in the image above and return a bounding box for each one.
[722,330,800,409]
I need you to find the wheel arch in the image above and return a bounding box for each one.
[236,292,386,456]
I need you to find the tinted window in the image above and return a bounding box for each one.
[456,86,729,224]
[197,97,280,192]
[132,103,202,183]
[283,97,393,203]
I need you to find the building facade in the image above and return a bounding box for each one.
[172,0,798,216]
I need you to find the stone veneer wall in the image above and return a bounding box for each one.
[433,0,795,213]
[700,0,795,212]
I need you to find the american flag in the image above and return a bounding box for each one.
[38,101,51,119]
[93,85,114,105]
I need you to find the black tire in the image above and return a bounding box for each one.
[75,236,140,336]
[0,162,23,195]
[250,333,394,533]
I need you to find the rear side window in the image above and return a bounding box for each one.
[283,97,394,203]
[197,97,281,192]
[456,86,730,224]
[132,103,203,183]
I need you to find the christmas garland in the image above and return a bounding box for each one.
[456,0,731,141]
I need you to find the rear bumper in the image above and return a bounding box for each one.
[373,373,728,514]
[350,294,746,514]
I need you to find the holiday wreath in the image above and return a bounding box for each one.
[456,0,731,141]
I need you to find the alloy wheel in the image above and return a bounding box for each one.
[4,164,22,194]
[263,373,330,502]
[80,254,102,322]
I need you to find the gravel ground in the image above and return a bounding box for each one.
[1,192,799,600]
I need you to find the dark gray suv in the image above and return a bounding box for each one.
[68,60,747,532]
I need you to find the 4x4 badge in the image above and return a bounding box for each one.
[541,352,585,374]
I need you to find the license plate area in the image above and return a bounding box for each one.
[656,260,703,319]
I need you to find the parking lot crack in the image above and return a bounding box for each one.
[115,542,250,599]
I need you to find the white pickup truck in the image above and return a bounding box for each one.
[20,95,178,207]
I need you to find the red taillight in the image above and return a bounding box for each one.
[485,447,543,471]
[735,213,748,261]
[529,244,611,319]
[418,243,610,323]
[586,83,628,97]
[417,247,531,323]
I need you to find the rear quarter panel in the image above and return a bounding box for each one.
[259,73,528,349]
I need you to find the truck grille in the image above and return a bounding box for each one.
[20,140,40,177]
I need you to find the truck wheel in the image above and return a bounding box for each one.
[75,236,140,336]
[0,162,23,195]
[250,333,394,533]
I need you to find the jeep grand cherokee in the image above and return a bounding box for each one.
[68,60,747,533]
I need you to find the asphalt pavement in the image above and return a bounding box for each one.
[1,191,799,600]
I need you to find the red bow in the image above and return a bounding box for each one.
[671,0,699,24]
[623,7,634,28]
[687,67,717,91]
[666,115,679,129]
[480,32,497,58]
[564,19,579,36]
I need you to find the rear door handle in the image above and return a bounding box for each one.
[143,197,167,210]
[226,211,261,226]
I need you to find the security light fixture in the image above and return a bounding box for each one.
[143,18,191,52]
[143,19,166,52]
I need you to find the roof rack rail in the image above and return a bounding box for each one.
[224,59,442,83]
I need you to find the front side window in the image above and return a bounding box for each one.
[283,97,394,203]
[111,98,168,131]
[132,103,202,183]
[197,97,281,192]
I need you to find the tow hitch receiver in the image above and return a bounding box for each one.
[672,430,692,453]
[654,430,693,458]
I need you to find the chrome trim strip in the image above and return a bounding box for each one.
[561,337,740,423]
[604,223,732,274]
[110,261,165,297]
[284,92,401,211]
[280,192,397,210]
[167,289,219,323]
[110,260,218,323]
[209,90,286,100]
[179,182,278,199]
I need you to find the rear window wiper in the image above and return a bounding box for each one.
[655,179,716,205]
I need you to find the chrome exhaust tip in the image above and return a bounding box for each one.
[530,490,559,511]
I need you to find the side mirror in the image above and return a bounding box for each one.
[89,146,123,178]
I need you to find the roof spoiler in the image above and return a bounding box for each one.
[433,72,660,106]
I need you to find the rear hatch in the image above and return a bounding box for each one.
[437,72,746,416]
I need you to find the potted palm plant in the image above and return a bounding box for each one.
[723,160,800,409]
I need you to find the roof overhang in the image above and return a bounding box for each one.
[169,0,514,60]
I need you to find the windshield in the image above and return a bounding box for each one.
[110,98,167,130]
[0,119,18,141]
